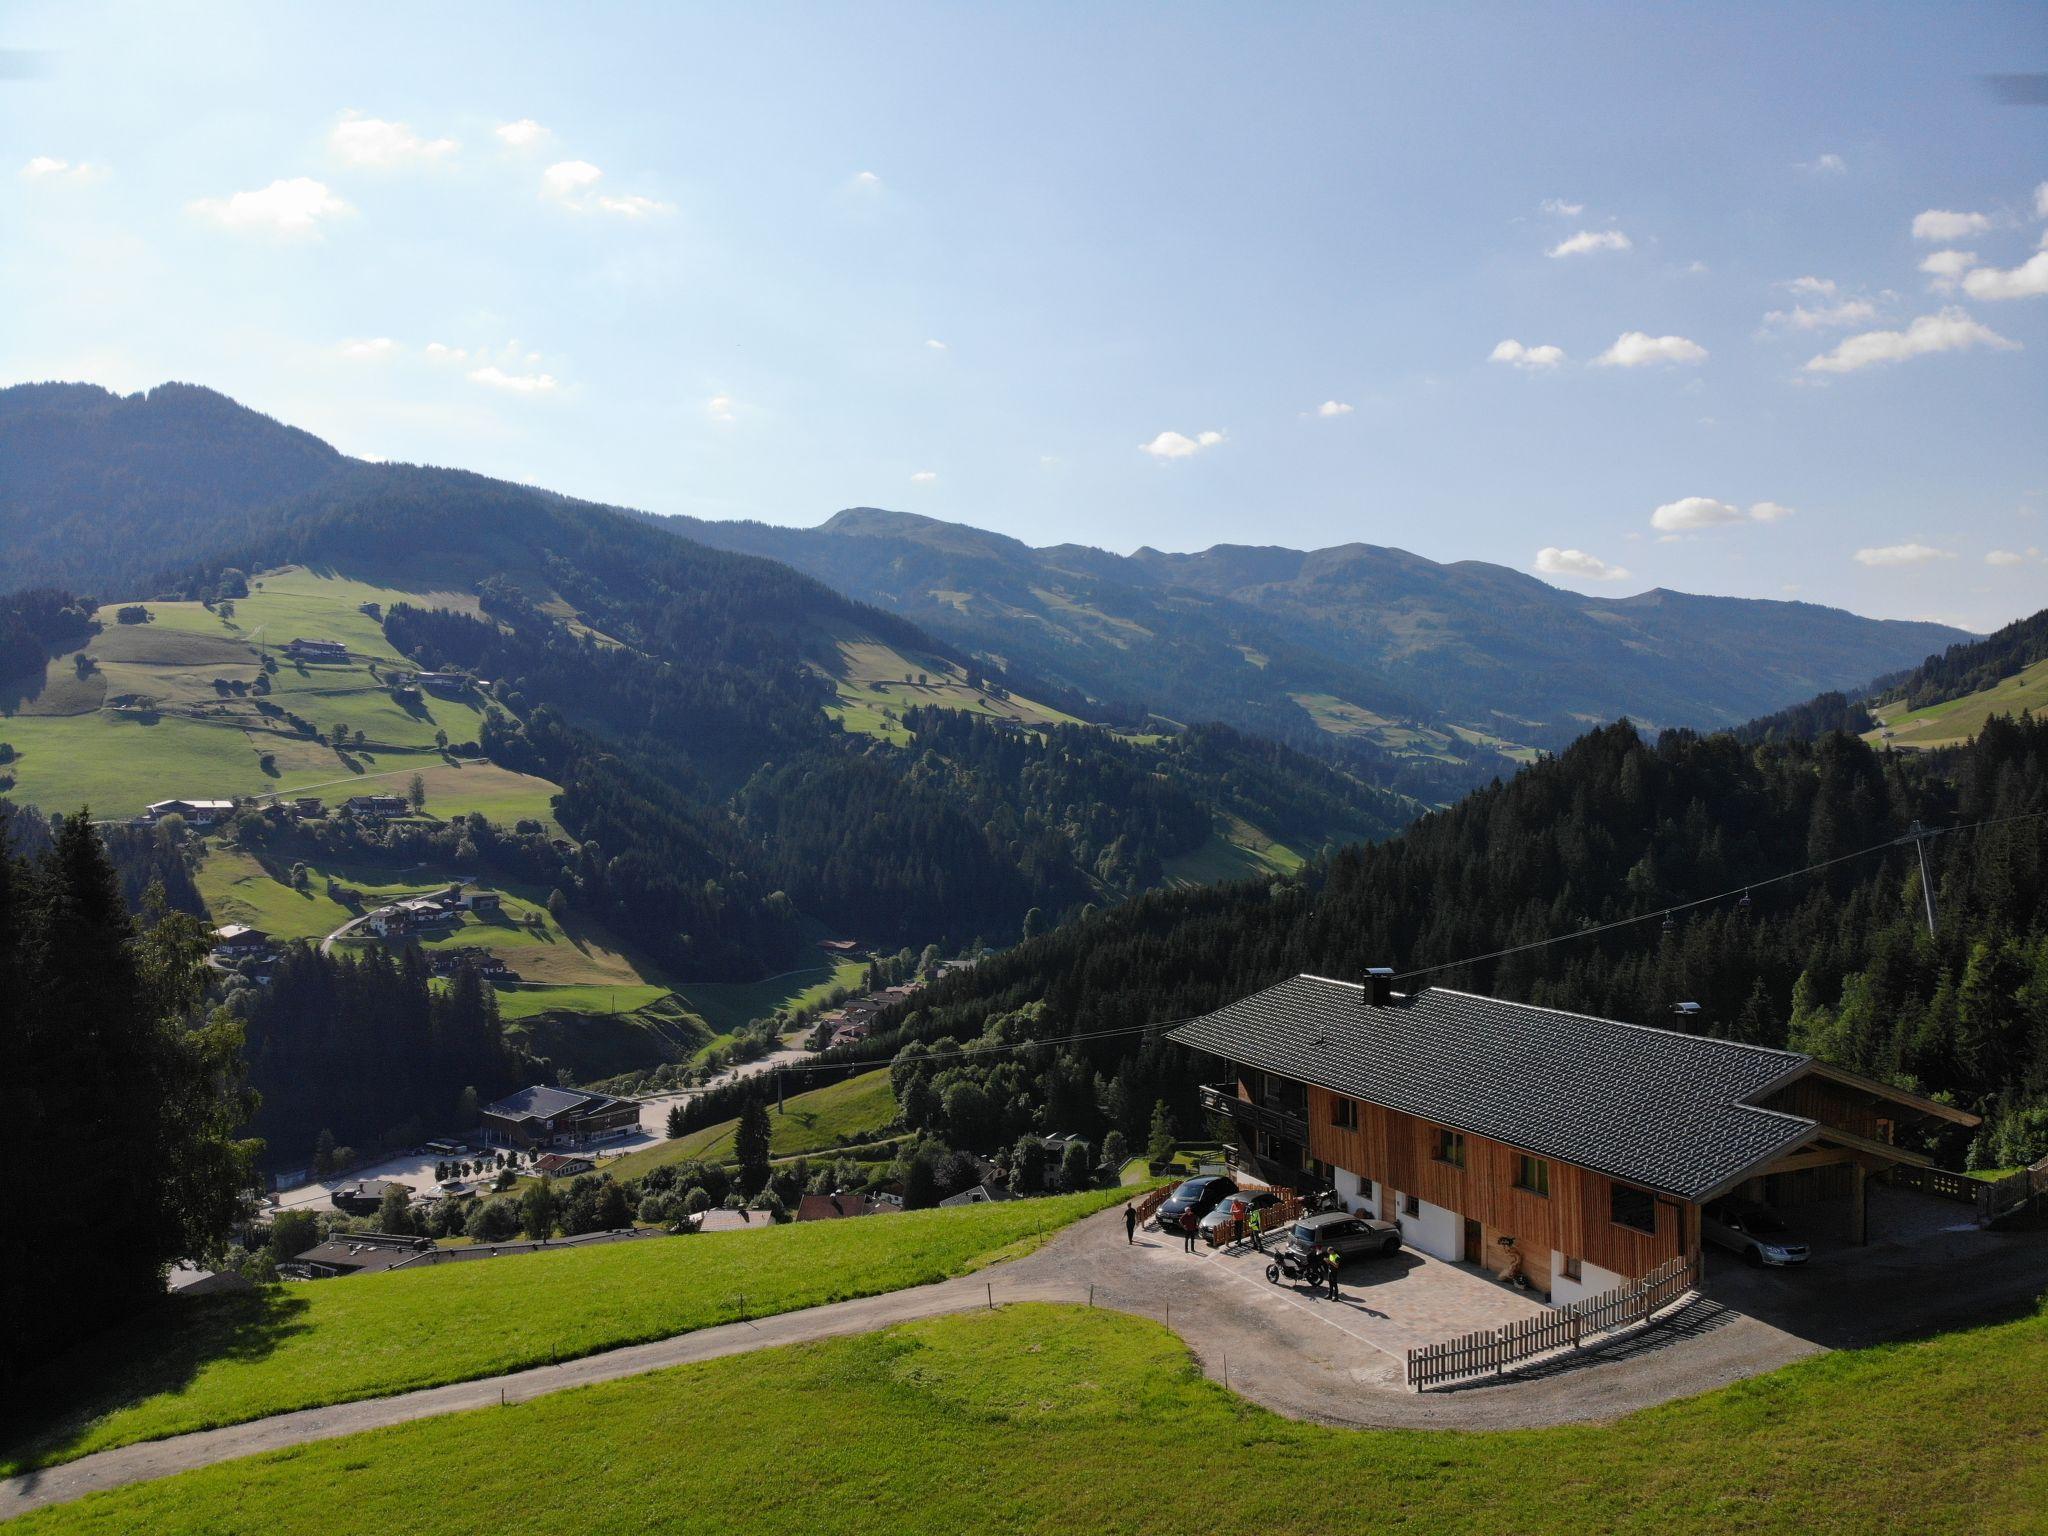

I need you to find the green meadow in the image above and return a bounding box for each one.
[17,1299,2045,1535]
[606,1067,899,1175]
[0,1189,1132,1476]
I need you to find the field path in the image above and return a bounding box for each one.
[9,1200,2040,1519]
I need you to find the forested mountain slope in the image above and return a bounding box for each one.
[659,506,1966,790]
[715,716,2048,1172]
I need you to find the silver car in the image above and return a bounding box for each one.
[1702,1198,1810,1267]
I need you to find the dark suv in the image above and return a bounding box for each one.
[1284,1210,1402,1263]
[1154,1175,1238,1232]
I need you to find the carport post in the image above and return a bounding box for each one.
[1853,1162,1869,1246]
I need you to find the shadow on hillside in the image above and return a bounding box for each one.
[0,1286,313,1479]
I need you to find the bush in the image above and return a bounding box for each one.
[464,1197,521,1242]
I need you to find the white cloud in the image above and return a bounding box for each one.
[593,192,671,218]
[1534,547,1629,581]
[1985,549,2027,566]
[1961,250,2048,302]
[1315,400,1354,417]
[1763,299,1877,330]
[1804,307,2019,373]
[1853,543,1954,567]
[924,339,947,351]
[1489,339,1566,370]
[20,155,109,183]
[189,177,352,237]
[1912,209,1992,241]
[468,365,557,394]
[1797,153,1847,174]
[1785,276,1839,297]
[1540,198,1584,216]
[328,112,457,168]
[2036,182,2048,220]
[542,160,605,199]
[495,119,549,150]
[1139,429,1226,459]
[1919,249,1977,292]
[909,470,938,485]
[339,337,398,359]
[1650,497,1794,532]
[1594,331,1707,367]
[425,341,467,361]
[855,170,881,186]
[1548,229,1631,258]
[706,394,737,425]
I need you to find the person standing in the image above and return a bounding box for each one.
[1231,1197,1248,1248]
[1249,1203,1265,1253]
[1180,1207,1198,1252]
[1124,1203,1138,1244]
[1323,1245,1341,1300]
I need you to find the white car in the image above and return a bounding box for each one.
[1702,1199,1810,1267]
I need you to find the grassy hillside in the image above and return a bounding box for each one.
[0,566,561,823]
[1867,654,2048,750]
[0,1188,1134,1476]
[20,1300,2046,1535]
[820,631,1081,744]
[608,1068,899,1176]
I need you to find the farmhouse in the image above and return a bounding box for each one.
[279,1232,432,1280]
[211,924,272,954]
[534,1152,597,1178]
[479,1085,639,1149]
[284,638,349,662]
[460,889,503,914]
[341,794,410,819]
[412,671,471,693]
[143,798,236,826]
[329,1179,414,1216]
[938,1181,1018,1208]
[1170,974,1978,1303]
[794,1192,902,1221]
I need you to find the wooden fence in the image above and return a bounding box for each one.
[1887,1156,2048,1225]
[1134,1183,1175,1226]
[1202,1192,1307,1245]
[1405,1254,1700,1391]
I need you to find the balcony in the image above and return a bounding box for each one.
[1199,1083,1307,1144]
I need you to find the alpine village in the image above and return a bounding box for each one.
[2,8,2045,1535]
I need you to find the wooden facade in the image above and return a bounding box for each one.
[1304,1084,1689,1286]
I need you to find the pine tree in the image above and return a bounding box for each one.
[735,1097,772,1196]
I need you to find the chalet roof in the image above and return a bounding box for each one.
[484,1084,611,1122]
[1167,976,1817,1203]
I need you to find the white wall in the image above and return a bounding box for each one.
[1399,1197,1462,1262]
[1331,1169,1383,1219]
[1548,1253,1628,1307]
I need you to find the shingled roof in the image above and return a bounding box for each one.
[484,1085,615,1122]
[1167,976,1818,1202]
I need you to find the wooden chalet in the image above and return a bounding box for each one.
[1169,974,1977,1303]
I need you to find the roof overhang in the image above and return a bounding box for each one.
[1795,1060,1981,1128]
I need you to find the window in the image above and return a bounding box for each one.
[1330,1097,1359,1131]
[1610,1184,1657,1234]
[1434,1128,1466,1168]
[1401,1192,1420,1218]
[1514,1155,1550,1197]
[1562,1255,1582,1282]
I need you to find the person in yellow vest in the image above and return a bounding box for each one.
[1322,1244,1341,1300]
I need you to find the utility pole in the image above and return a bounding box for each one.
[1899,820,1938,938]
[777,1068,785,1114]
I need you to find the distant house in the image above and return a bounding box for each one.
[480,1085,639,1149]
[330,1179,414,1216]
[364,907,414,939]
[794,1192,902,1222]
[279,1232,432,1280]
[534,1153,597,1178]
[817,938,861,954]
[291,797,325,818]
[413,671,472,694]
[212,924,273,955]
[460,889,504,914]
[285,638,349,663]
[937,1182,1019,1208]
[428,949,515,981]
[341,794,410,819]
[144,798,236,826]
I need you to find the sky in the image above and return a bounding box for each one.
[4,2,2045,633]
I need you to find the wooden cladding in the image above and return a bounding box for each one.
[1306,1084,1687,1278]
[1759,1074,1888,1140]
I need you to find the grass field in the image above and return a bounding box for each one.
[670,956,868,1035]
[1161,813,1304,887]
[607,1068,899,1176]
[1289,690,1542,768]
[0,1188,1135,1477]
[0,568,560,821]
[1866,655,2048,750]
[19,1299,2046,1535]
[819,632,1081,744]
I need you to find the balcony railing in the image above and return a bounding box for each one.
[1198,1083,1307,1144]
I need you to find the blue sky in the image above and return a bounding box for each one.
[5,2,2044,631]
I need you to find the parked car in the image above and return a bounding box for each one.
[1284,1210,1402,1263]
[1154,1175,1238,1231]
[1199,1188,1283,1238]
[1701,1198,1810,1267]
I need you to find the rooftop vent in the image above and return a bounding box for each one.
[1364,967,1396,1007]
[1672,1001,1703,1019]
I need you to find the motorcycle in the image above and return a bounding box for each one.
[1264,1246,1330,1288]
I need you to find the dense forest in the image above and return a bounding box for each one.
[1867,606,2048,712]
[683,714,2048,1172]
[1,808,258,1373]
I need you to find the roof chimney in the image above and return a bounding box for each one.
[1364,967,1396,1007]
